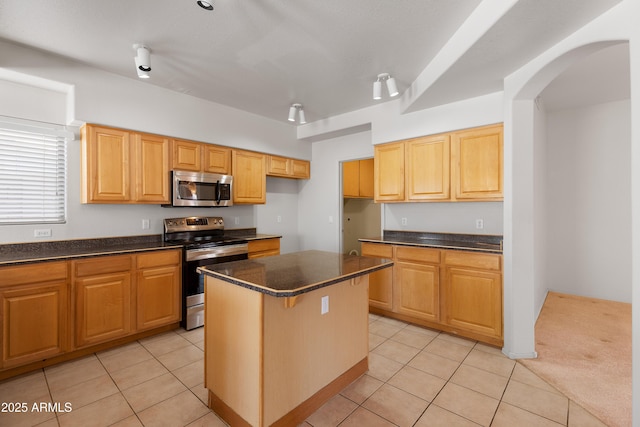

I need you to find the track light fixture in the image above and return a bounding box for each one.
[133,44,151,79]
[373,73,398,100]
[196,1,214,10]
[288,104,306,124]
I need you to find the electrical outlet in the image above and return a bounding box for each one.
[476,219,484,229]
[234,217,240,225]
[277,215,282,223]
[321,296,329,315]
[329,216,334,224]
[34,228,52,237]
[401,217,408,226]
[141,219,150,230]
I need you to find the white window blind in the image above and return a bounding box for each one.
[0,116,70,224]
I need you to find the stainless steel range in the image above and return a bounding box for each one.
[164,216,248,330]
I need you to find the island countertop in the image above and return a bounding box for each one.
[197,249,393,297]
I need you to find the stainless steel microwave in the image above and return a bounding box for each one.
[170,170,233,207]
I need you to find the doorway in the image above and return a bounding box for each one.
[341,158,381,255]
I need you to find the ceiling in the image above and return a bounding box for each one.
[0,0,626,124]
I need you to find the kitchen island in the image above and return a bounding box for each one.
[198,250,393,427]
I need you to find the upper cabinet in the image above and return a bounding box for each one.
[233,149,266,204]
[451,125,503,201]
[171,139,231,175]
[81,124,170,204]
[266,155,310,179]
[374,123,503,203]
[343,158,374,198]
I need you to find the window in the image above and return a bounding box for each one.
[0,116,71,224]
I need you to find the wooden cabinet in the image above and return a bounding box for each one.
[374,141,405,201]
[360,242,393,311]
[361,242,503,346]
[172,139,231,174]
[343,159,374,198]
[136,250,181,331]
[248,238,281,259]
[81,124,170,204]
[394,246,440,322]
[0,262,69,369]
[134,133,170,202]
[73,255,133,348]
[374,124,503,203]
[406,134,450,201]
[442,251,502,341]
[451,125,503,201]
[233,149,267,204]
[81,125,130,203]
[267,155,310,179]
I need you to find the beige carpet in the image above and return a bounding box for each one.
[520,292,631,427]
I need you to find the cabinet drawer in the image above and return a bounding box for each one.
[395,246,440,264]
[248,238,280,253]
[73,254,132,277]
[443,251,501,271]
[137,250,181,269]
[361,242,393,258]
[1,261,68,287]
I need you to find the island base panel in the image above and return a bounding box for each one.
[208,357,367,427]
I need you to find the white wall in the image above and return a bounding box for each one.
[532,98,548,317]
[298,131,375,252]
[0,40,310,250]
[544,99,631,303]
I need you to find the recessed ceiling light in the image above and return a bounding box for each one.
[197,1,214,11]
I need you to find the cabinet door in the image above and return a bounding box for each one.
[1,281,68,369]
[406,134,450,201]
[75,272,132,348]
[342,160,360,197]
[82,125,131,202]
[137,265,180,331]
[291,159,310,179]
[266,155,291,177]
[204,145,231,174]
[394,262,439,322]
[451,124,503,200]
[134,133,170,203]
[361,243,393,311]
[172,139,202,171]
[232,150,266,204]
[358,158,374,198]
[443,267,502,339]
[374,141,405,201]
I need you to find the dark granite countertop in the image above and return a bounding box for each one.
[198,250,393,297]
[0,231,282,266]
[359,230,503,254]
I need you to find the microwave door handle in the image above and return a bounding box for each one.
[216,180,221,205]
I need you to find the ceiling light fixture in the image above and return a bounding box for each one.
[373,73,399,100]
[196,1,214,11]
[288,103,306,124]
[133,44,151,79]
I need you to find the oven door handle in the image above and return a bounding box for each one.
[185,243,249,261]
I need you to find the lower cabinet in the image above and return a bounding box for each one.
[442,250,503,340]
[0,249,182,376]
[394,247,440,323]
[136,250,181,331]
[73,255,134,348]
[362,242,503,346]
[361,242,393,311]
[0,262,69,369]
[248,238,281,259]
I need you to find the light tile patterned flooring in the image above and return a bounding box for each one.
[0,314,607,427]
